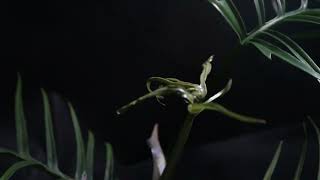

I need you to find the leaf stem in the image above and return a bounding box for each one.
[160,113,198,180]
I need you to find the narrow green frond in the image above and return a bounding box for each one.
[188,103,266,124]
[285,14,320,25]
[263,30,320,74]
[263,141,284,180]
[209,0,247,40]
[293,122,308,180]
[249,38,320,79]
[104,143,114,180]
[41,89,59,172]
[68,102,86,180]
[254,0,266,26]
[253,43,272,59]
[86,131,95,180]
[1,161,38,180]
[15,74,30,157]
[309,116,320,180]
[272,0,285,16]
[0,148,71,180]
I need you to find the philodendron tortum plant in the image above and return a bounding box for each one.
[117,56,266,180]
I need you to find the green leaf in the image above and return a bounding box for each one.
[188,102,266,124]
[0,161,38,180]
[263,141,284,180]
[262,30,320,74]
[272,0,285,16]
[68,102,86,180]
[104,143,114,180]
[253,43,272,59]
[209,0,247,40]
[41,89,59,172]
[86,131,95,180]
[15,74,30,157]
[0,148,71,180]
[285,15,320,25]
[0,148,23,159]
[249,38,320,79]
[293,122,307,180]
[254,0,266,26]
[309,116,320,180]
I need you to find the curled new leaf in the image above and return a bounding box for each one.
[188,102,266,124]
[205,79,232,103]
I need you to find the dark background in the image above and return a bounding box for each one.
[1,0,320,179]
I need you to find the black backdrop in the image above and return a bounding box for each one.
[1,0,320,176]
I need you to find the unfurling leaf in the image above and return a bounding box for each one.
[188,102,266,124]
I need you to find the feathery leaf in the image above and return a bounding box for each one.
[254,0,266,26]
[86,131,95,180]
[250,38,320,79]
[41,89,59,172]
[15,74,30,157]
[309,116,320,180]
[104,143,114,180]
[293,122,307,180]
[68,102,86,180]
[1,161,37,180]
[188,102,266,124]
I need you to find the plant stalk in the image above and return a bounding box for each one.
[160,113,198,180]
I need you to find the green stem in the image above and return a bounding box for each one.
[160,113,198,180]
